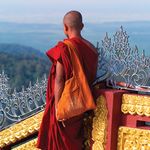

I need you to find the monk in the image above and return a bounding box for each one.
[37,10,98,150]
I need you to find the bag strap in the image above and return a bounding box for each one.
[63,40,85,77]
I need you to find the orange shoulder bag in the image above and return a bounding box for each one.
[56,40,96,121]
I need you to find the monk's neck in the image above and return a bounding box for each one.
[68,31,82,39]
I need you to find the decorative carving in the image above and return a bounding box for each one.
[121,94,150,116]
[0,71,46,130]
[0,111,43,148]
[92,96,108,150]
[95,27,150,92]
[12,138,38,150]
[117,127,150,150]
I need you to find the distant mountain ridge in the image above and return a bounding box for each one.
[0,43,44,56]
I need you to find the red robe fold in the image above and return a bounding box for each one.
[37,37,98,150]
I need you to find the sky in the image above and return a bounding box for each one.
[0,0,150,24]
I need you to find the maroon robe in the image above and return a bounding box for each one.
[37,37,98,150]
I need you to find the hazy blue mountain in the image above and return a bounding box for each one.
[0,43,50,91]
[0,21,150,55]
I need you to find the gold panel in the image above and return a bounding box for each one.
[12,138,39,150]
[117,127,150,150]
[92,95,108,150]
[121,94,150,116]
[0,111,44,148]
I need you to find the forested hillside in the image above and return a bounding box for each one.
[0,44,51,91]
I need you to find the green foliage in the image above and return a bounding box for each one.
[0,44,51,91]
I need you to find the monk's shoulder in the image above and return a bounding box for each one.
[56,41,70,57]
[46,41,68,61]
[82,39,98,55]
[57,41,68,50]
[51,41,68,53]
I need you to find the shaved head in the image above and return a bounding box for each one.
[63,11,83,30]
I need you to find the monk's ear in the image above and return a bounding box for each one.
[81,23,84,30]
[64,24,69,32]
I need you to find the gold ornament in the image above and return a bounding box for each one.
[117,127,150,150]
[12,138,39,150]
[92,96,108,150]
[0,111,44,148]
[121,94,150,116]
